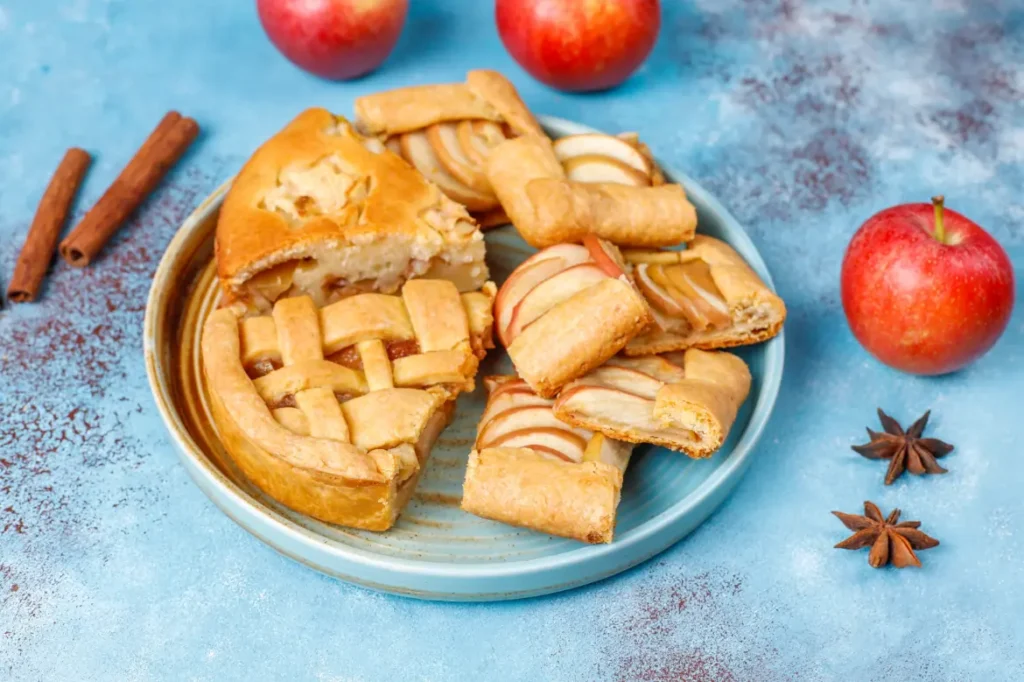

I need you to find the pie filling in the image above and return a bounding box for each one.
[633,258,731,334]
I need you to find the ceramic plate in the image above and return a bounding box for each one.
[144,116,784,601]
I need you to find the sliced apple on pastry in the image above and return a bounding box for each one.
[505,263,609,343]
[582,234,628,278]
[477,405,585,448]
[555,384,660,430]
[563,155,650,186]
[578,365,664,399]
[398,131,497,212]
[426,122,493,194]
[553,133,652,176]
[487,427,588,463]
[664,261,731,329]
[635,263,685,317]
[457,120,508,168]
[478,386,552,427]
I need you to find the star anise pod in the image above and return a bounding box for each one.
[852,409,954,485]
[833,501,939,568]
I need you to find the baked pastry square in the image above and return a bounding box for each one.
[625,235,786,355]
[486,133,697,249]
[461,376,634,544]
[553,349,751,458]
[354,69,545,215]
[493,236,651,398]
[216,108,488,311]
[201,279,495,531]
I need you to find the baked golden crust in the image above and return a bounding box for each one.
[553,349,751,458]
[201,280,494,531]
[354,69,544,138]
[215,108,487,310]
[486,135,697,249]
[494,241,651,398]
[461,376,633,543]
[625,236,786,355]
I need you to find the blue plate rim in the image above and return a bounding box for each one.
[143,115,785,598]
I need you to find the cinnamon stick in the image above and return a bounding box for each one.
[59,112,199,267]
[7,148,92,303]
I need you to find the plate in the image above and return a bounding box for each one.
[143,116,784,601]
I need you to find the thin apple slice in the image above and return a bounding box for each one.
[458,120,507,168]
[622,249,682,266]
[399,131,496,212]
[426,123,494,194]
[635,263,685,317]
[478,405,577,448]
[384,137,403,156]
[646,264,710,331]
[505,264,609,343]
[606,355,688,384]
[582,235,627,278]
[578,365,664,399]
[555,385,657,428]
[564,154,650,186]
[553,133,651,176]
[478,389,552,430]
[489,427,587,463]
[664,262,732,329]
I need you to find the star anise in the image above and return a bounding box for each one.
[833,501,939,568]
[852,409,954,485]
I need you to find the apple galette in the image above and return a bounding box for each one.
[495,236,651,398]
[353,69,545,216]
[216,108,488,311]
[553,349,751,458]
[201,279,495,531]
[461,376,634,544]
[486,133,697,249]
[624,236,786,355]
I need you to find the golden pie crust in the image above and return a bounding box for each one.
[624,236,786,355]
[216,109,487,310]
[201,279,495,531]
[461,376,633,544]
[553,349,751,458]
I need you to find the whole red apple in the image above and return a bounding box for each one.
[496,0,660,92]
[257,0,408,80]
[841,197,1014,375]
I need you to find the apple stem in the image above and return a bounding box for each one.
[932,195,946,244]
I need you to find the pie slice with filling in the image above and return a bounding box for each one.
[624,235,786,355]
[201,279,495,531]
[553,349,751,458]
[493,236,651,398]
[216,109,488,311]
[461,376,634,544]
[353,69,545,219]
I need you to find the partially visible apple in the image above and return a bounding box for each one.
[841,196,1014,375]
[257,0,408,80]
[496,0,660,92]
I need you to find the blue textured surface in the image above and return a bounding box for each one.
[1,0,1022,679]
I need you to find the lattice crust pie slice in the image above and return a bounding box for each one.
[353,69,545,218]
[216,109,488,311]
[486,133,697,249]
[461,376,634,544]
[624,235,786,355]
[201,279,495,531]
[493,236,651,398]
[553,349,751,458]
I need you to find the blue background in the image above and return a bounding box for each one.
[2,0,1023,679]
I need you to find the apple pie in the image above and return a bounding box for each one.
[353,69,544,217]
[201,279,495,531]
[553,349,751,458]
[494,236,651,398]
[486,133,697,249]
[461,376,634,544]
[216,108,488,311]
[625,236,786,355]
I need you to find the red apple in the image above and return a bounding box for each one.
[257,0,408,80]
[841,196,1015,375]
[496,0,660,92]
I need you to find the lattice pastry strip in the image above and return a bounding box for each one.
[461,376,634,544]
[201,279,495,532]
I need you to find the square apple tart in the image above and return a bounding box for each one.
[216,108,488,312]
[625,236,786,355]
[462,376,634,544]
[552,349,751,458]
[494,236,651,398]
[201,279,495,531]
